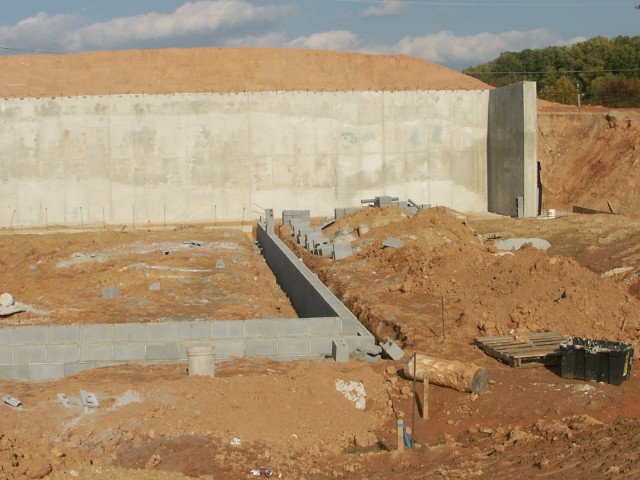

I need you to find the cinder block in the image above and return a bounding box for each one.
[382,237,404,249]
[114,343,146,361]
[0,346,12,363]
[278,337,310,356]
[277,319,310,337]
[333,242,353,260]
[341,318,361,335]
[146,342,180,361]
[13,345,46,363]
[310,336,334,355]
[0,328,14,345]
[211,320,245,339]
[245,320,278,338]
[64,362,97,377]
[81,325,114,343]
[30,363,65,381]
[15,326,48,345]
[50,325,80,344]
[47,344,79,363]
[80,344,113,362]
[332,338,349,362]
[146,322,180,342]
[212,339,245,359]
[179,321,212,340]
[0,364,30,381]
[309,317,342,336]
[114,323,146,342]
[245,339,278,357]
[381,337,405,361]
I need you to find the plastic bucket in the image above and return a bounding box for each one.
[547,209,556,219]
[187,346,216,377]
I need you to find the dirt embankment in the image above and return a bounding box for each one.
[0,47,489,98]
[283,207,640,350]
[538,104,640,217]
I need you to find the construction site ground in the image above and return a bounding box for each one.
[1,206,639,480]
[0,47,639,480]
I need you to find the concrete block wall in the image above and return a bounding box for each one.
[256,222,374,351]
[0,317,361,381]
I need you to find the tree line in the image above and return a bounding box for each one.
[463,35,640,108]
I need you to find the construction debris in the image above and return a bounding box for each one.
[80,390,100,409]
[57,393,72,409]
[380,337,405,360]
[382,237,404,249]
[0,292,26,317]
[3,395,22,408]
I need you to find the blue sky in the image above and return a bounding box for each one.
[0,1,637,69]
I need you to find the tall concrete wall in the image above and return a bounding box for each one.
[487,82,538,217]
[0,90,490,228]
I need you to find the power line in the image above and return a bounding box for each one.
[335,0,632,7]
[467,68,640,75]
[0,45,60,55]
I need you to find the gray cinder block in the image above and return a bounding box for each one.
[50,326,80,344]
[113,343,146,361]
[146,342,180,361]
[211,320,245,339]
[278,337,310,356]
[245,338,278,357]
[146,322,180,342]
[15,326,48,345]
[310,317,342,336]
[81,325,114,343]
[0,347,12,363]
[380,337,405,361]
[0,365,29,381]
[80,344,113,362]
[179,321,212,340]
[382,237,404,249]
[277,318,310,337]
[332,338,349,362]
[0,328,13,345]
[310,336,334,355]
[13,345,46,363]
[30,364,65,381]
[114,323,146,342]
[245,320,278,338]
[332,242,352,260]
[212,339,245,359]
[47,344,79,363]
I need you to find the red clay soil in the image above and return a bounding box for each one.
[0,47,490,98]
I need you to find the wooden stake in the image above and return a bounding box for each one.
[397,416,405,452]
[421,381,429,420]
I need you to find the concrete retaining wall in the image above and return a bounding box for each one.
[0,317,359,381]
[487,82,538,217]
[0,89,493,227]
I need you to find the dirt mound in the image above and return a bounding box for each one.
[0,47,490,98]
[287,207,640,348]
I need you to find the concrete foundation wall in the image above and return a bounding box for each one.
[0,317,362,381]
[0,90,491,227]
[487,82,538,217]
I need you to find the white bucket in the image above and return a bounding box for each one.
[187,346,216,377]
[547,209,556,219]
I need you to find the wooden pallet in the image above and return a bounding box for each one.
[474,332,566,368]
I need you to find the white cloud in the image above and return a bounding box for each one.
[225,32,287,47]
[361,0,407,18]
[0,12,79,53]
[62,0,292,51]
[385,29,581,67]
[286,30,358,50]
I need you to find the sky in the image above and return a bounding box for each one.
[0,1,637,70]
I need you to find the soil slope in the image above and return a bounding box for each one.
[0,47,489,98]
